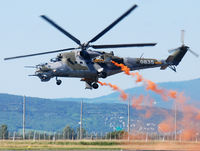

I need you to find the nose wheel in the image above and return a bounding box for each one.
[92,82,99,89]
[56,77,62,85]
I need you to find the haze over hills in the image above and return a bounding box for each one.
[0,78,199,132]
[0,93,172,133]
[54,78,200,108]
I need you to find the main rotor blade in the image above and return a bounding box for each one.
[24,66,37,68]
[41,15,81,46]
[91,43,156,49]
[4,48,76,60]
[88,4,138,44]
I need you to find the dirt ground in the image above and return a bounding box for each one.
[0,140,199,150]
[122,142,200,150]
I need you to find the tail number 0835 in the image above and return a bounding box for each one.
[139,59,154,65]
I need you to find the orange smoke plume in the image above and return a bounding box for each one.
[132,95,155,119]
[111,61,170,101]
[98,81,128,101]
[144,110,153,119]
[196,111,200,120]
[181,129,197,141]
[111,61,144,82]
[158,122,174,133]
[168,90,177,99]
[135,72,143,82]
[132,95,144,110]
[111,61,131,75]
[144,80,169,101]
[111,60,200,140]
[144,97,155,119]
[145,80,163,93]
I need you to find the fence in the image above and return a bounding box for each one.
[3,131,200,142]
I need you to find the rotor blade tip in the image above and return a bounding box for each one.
[40,15,47,19]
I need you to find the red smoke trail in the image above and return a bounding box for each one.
[196,111,200,120]
[111,61,143,82]
[158,118,175,133]
[175,98,200,140]
[144,80,169,101]
[168,90,177,99]
[111,61,178,101]
[132,95,144,110]
[98,81,128,101]
[157,91,200,140]
[131,95,155,119]
[111,61,131,75]
[111,60,200,140]
[144,97,155,119]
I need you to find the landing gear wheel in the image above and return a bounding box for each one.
[92,83,99,89]
[56,79,62,85]
[99,72,107,79]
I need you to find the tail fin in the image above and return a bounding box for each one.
[160,46,189,72]
[161,30,198,71]
[167,45,189,66]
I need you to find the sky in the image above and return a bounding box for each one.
[0,0,200,98]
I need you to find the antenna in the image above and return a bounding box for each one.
[140,53,144,59]
[181,30,185,46]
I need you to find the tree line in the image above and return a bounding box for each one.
[0,124,128,140]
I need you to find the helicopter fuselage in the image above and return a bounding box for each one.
[34,50,166,88]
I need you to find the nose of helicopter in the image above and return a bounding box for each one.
[36,61,68,75]
[36,63,51,72]
[34,63,53,82]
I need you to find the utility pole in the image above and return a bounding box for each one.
[80,100,83,139]
[174,103,177,141]
[23,95,26,140]
[128,98,130,141]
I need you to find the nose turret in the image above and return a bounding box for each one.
[35,63,53,82]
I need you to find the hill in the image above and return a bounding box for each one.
[54,78,200,109]
[0,93,173,133]
[0,78,199,132]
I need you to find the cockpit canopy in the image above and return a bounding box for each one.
[50,55,62,62]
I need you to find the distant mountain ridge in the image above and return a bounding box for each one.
[0,93,171,132]
[53,78,200,108]
[1,78,200,108]
[0,78,199,132]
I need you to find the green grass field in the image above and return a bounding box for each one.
[0,140,199,150]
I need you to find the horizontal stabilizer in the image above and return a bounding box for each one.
[165,55,175,63]
[160,55,175,70]
[160,65,168,70]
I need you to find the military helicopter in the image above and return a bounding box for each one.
[4,4,198,89]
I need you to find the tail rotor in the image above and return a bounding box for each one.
[168,30,198,57]
[181,30,185,46]
[182,30,199,57]
[188,48,199,57]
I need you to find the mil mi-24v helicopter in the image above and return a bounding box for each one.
[4,4,198,89]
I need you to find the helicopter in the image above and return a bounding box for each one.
[4,4,198,89]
